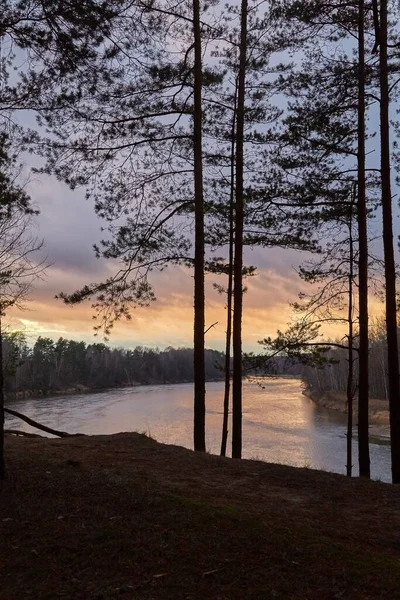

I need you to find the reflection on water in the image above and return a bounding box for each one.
[5,378,392,482]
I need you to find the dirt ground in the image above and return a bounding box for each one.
[1,433,400,599]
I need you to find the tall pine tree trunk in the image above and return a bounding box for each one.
[220,90,236,457]
[357,0,370,478]
[347,202,355,478]
[232,0,248,460]
[0,316,4,480]
[193,0,206,452]
[377,0,400,483]
[220,273,233,456]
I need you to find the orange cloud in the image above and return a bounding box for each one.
[5,260,386,352]
[4,262,301,350]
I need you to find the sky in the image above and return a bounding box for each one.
[4,106,393,353]
[3,10,396,354]
[3,169,328,352]
[4,167,389,353]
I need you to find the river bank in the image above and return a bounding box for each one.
[1,433,400,599]
[5,378,226,403]
[6,383,92,401]
[304,386,390,425]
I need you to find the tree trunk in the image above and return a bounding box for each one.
[232,0,248,460]
[347,200,355,478]
[377,0,400,483]
[357,0,370,478]
[220,86,237,457]
[0,317,4,480]
[192,0,206,452]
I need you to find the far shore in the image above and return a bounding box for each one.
[4,378,226,404]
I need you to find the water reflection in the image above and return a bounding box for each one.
[5,378,392,482]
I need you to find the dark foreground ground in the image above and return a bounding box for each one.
[1,433,400,600]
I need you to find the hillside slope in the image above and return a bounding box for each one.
[1,433,400,599]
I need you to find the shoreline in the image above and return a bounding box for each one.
[303,386,390,426]
[5,383,114,404]
[4,378,226,404]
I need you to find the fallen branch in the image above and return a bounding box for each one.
[4,429,43,438]
[4,408,74,438]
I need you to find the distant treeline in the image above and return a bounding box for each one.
[3,326,392,401]
[1,334,226,397]
[301,320,390,401]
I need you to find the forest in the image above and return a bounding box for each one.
[1,334,226,394]
[0,327,392,402]
[0,0,399,486]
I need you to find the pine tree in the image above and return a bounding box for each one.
[231,0,248,459]
[37,1,225,452]
[270,0,378,477]
[357,0,370,478]
[373,0,400,483]
[192,0,206,452]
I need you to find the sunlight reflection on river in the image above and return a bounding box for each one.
[5,378,392,482]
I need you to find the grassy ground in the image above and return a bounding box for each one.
[1,433,400,600]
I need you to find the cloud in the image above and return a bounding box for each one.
[27,175,106,275]
[4,172,387,354]
[7,248,387,352]
[6,253,309,352]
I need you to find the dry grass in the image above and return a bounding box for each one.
[1,433,400,599]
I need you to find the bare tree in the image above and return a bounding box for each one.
[0,210,48,480]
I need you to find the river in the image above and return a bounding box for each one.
[5,378,392,481]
